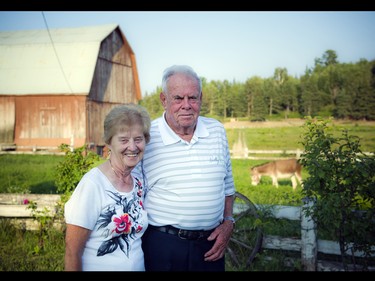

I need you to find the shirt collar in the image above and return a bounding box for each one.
[159,112,209,145]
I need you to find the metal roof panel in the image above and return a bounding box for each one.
[0,24,118,95]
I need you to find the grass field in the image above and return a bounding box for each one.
[225,119,375,152]
[0,154,64,194]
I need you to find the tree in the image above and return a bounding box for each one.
[272,67,288,115]
[315,49,338,67]
[244,76,264,119]
[262,77,277,117]
[139,86,164,120]
[322,49,338,66]
[201,78,217,116]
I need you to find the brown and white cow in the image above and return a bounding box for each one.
[250,158,302,190]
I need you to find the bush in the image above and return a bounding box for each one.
[54,144,102,203]
[300,117,375,270]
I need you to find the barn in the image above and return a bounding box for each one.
[0,23,141,155]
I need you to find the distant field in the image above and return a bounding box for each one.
[224,119,375,152]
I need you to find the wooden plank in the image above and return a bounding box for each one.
[0,205,56,218]
[0,205,32,217]
[318,240,375,257]
[257,204,301,220]
[0,194,60,218]
[262,235,375,258]
[262,235,301,252]
[0,194,60,206]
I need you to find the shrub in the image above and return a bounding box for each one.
[54,144,102,204]
[300,117,375,270]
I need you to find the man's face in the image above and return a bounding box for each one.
[160,73,202,133]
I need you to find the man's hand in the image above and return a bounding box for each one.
[203,220,234,261]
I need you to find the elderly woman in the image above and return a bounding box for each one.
[64,103,151,271]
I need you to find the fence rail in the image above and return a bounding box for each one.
[0,143,69,155]
[230,149,304,159]
[230,149,374,160]
[0,194,61,230]
[256,202,375,271]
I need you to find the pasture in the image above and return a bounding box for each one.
[224,119,375,152]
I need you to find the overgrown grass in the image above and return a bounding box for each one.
[0,219,65,271]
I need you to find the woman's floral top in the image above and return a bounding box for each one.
[96,177,145,258]
[64,168,148,271]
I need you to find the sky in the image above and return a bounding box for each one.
[0,11,375,97]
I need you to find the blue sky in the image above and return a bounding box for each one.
[1,11,374,97]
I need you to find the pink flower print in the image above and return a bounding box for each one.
[136,178,142,187]
[136,225,143,233]
[112,213,132,234]
[23,199,29,205]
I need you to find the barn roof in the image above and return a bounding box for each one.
[0,24,120,95]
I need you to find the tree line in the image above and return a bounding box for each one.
[140,50,375,121]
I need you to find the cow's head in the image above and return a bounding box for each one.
[250,167,261,186]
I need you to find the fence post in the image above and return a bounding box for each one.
[70,134,74,152]
[301,197,317,271]
[296,149,301,159]
[244,147,248,158]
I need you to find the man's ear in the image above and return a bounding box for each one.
[160,92,167,108]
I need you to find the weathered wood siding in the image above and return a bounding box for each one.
[14,95,87,148]
[0,96,15,143]
[86,101,118,148]
[89,28,138,104]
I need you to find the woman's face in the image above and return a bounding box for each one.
[108,124,146,169]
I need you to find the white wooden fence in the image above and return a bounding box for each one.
[230,149,373,160]
[0,194,61,230]
[257,200,375,271]
[230,149,303,160]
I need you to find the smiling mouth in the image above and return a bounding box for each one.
[125,153,138,157]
